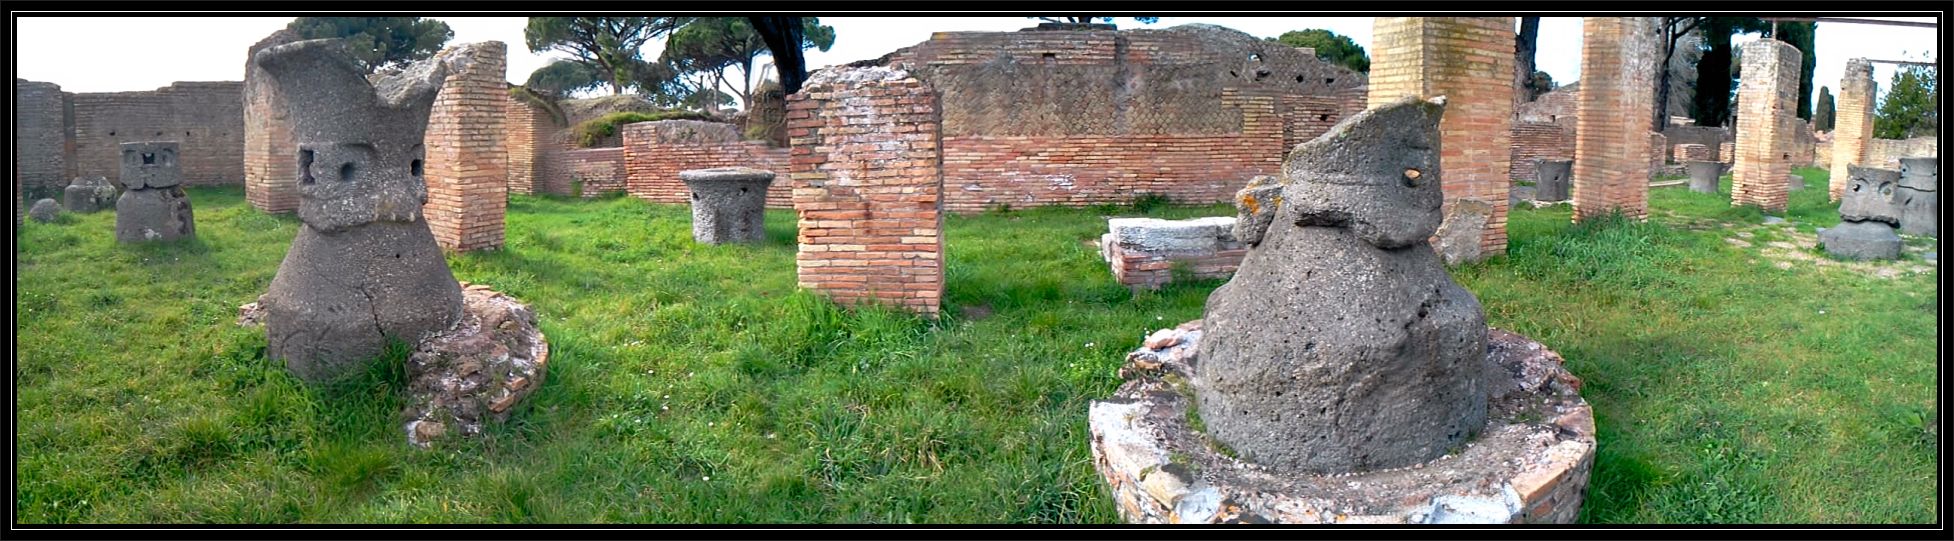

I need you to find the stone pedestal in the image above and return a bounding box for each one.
[28,198,59,223]
[1820,221,1902,260]
[1788,174,1806,192]
[115,187,195,243]
[679,167,776,244]
[1100,216,1246,289]
[1090,323,1596,524]
[63,177,116,213]
[1898,157,1937,237]
[1534,159,1572,201]
[1686,161,1722,194]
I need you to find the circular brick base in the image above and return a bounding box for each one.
[1089,321,1595,524]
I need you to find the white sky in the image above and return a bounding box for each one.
[12,16,1939,108]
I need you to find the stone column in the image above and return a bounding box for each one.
[423,41,509,252]
[788,67,944,317]
[1731,39,1801,212]
[1368,17,1516,259]
[1571,17,1660,222]
[1829,59,1877,202]
[244,29,301,213]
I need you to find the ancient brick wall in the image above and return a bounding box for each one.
[423,42,508,252]
[1730,39,1801,212]
[1572,17,1660,222]
[1829,58,1877,201]
[1509,121,1575,181]
[14,79,69,198]
[879,24,1365,212]
[788,69,943,317]
[536,147,624,196]
[621,120,792,208]
[1675,143,1716,162]
[1369,16,1516,257]
[506,93,548,196]
[1518,82,1579,126]
[1662,125,1727,154]
[69,82,244,188]
[1866,136,1939,169]
[1651,131,1669,174]
[244,29,301,213]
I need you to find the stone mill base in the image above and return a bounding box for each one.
[1089,321,1596,524]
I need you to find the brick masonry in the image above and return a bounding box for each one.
[1098,220,1245,290]
[1675,143,1716,162]
[59,82,244,190]
[788,69,944,317]
[881,25,1367,212]
[14,79,68,199]
[1829,58,1877,201]
[423,42,508,252]
[1508,121,1574,182]
[1731,39,1801,212]
[505,93,546,196]
[1369,17,1515,257]
[244,29,301,213]
[622,120,791,208]
[1572,17,1659,222]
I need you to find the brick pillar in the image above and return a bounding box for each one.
[1730,39,1801,212]
[1829,58,1877,202]
[1368,17,1515,258]
[1571,17,1660,222]
[243,29,300,213]
[506,92,543,196]
[15,79,68,199]
[423,41,508,252]
[788,68,943,317]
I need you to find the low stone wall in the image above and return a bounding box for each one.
[1867,137,1939,169]
[542,147,625,197]
[1098,217,1245,289]
[623,120,791,208]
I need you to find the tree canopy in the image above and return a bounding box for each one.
[524,17,689,95]
[662,17,834,110]
[1875,64,1938,139]
[1814,86,1835,131]
[1033,17,1160,25]
[287,17,453,74]
[1271,28,1369,73]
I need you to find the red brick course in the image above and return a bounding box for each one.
[621,121,791,208]
[788,72,944,317]
[1572,17,1659,222]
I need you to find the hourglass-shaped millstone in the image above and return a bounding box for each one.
[1194,96,1490,475]
[253,38,464,384]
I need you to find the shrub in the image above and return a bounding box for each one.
[573,110,718,148]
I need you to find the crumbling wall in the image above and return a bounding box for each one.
[621,120,791,208]
[1369,16,1516,257]
[788,68,944,317]
[1866,136,1939,169]
[14,79,69,198]
[1730,39,1801,212]
[244,28,301,212]
[69,82,244,188]
[878,24,1366,212]
[423,41,508,252]
[1509,121,1575,181]
[1572,17,1660,222]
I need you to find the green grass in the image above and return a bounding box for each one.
[15,171,1936,524]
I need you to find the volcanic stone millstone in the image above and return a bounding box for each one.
[254,38,464,384]
[114,142,196,243]
[679,167,775,244]
[1195,96,1489,475]
[1822,165,1905,261]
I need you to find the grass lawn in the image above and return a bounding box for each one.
[14,166,1937,523]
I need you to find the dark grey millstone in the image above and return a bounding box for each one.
[1509,185,1536,206]
[1196,96,1488,475]
[28,198,60,222]
[1685,161,1722,194]
[1839,165,1902,226]
[1819,220,1902,260]
[119,142,182,189]
[1533,159,1571,201]
[254,38,464,384]
[64,176,117,213]
[1897,157,1937,237]
[114,187,195,243]
[679,167,775,244]
[1788,174,1806,191]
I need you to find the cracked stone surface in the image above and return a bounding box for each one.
[1091,322,1595,524]
[1195,96,1489,474]
[255,38,463,384]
